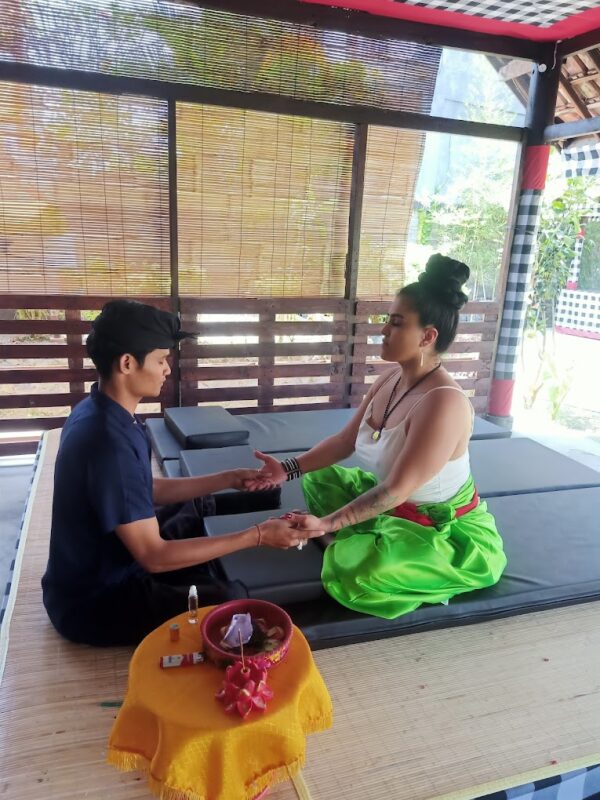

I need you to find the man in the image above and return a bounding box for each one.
[42,300,321,646]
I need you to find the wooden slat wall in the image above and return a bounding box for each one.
[352,300,498,414]
[0,294,174,456]
[0,294,497,455]
[179,297,352,413]
[180,297,497,416]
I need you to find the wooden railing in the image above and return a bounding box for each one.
[0,295,175,456]
[0,294,498,456]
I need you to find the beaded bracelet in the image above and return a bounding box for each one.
[281,457,302,481]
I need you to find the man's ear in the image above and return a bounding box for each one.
[116,353,135,375]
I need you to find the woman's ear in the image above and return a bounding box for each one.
[421,326,439,349]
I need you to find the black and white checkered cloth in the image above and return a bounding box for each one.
[476,763,600,799]
[393,0,598,27]
[563,144,600,179]
[493,188,542,381]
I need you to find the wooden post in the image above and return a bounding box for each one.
[342,123,368,408]
[65,309,85,409]
[257,305,275,412]
[168,98,182,409]
[488,51,561,426]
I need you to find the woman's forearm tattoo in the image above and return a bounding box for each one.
[326,484,401,532]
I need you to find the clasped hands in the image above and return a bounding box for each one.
[227,450,332,548]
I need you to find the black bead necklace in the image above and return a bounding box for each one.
[371,362,442,441]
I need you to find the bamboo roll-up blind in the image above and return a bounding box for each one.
[0,81,170,296]
[1,1,441,115]
[177,104,354,297]
[357,125,427,299]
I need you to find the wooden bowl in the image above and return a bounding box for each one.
[201,599,293,669]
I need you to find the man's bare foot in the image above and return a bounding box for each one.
[316,532,335,550]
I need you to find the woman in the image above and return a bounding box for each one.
[248,255,506,619]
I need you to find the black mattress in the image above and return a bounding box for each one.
[469,437,600,497]
[204,487,600,649]
[177,437,600,502]
[150,407,510,463]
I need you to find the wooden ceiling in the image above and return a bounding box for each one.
[492,49,600,147]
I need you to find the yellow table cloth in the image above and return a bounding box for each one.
[107,608,332,800]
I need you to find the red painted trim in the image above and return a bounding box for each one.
[299,0,600,43]
[522,145,550,190]
[488,378,515,417]
[556,326,600,340]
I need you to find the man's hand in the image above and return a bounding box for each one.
[228,468,274,491]
[243,450,288,490]
[258,516,326,549]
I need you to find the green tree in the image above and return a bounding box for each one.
[527,177,598,334]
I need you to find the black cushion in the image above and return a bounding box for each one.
[470,437,600,498]
[203,509,326,605]
[180,446,282,513]
[146,418,181,463]
[239,409,354,453]
[162,459,182,478]
[164,406,249,449]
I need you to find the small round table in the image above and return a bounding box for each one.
[107,607,332,800]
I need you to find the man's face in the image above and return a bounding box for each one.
[126,349,171,398]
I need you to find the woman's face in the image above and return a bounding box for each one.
[380,294,435,363]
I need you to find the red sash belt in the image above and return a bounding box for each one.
[390,489,480,527]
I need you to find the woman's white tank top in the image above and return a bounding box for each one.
[354,386,473,504]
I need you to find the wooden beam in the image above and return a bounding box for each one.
[558,29,600,58]
[566,71,600,87]
[561,77,593,120]
[188,0,546,60]
[0,61,524,142]
[545,115,600,142]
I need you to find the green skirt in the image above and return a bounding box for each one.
[302,466,507,619]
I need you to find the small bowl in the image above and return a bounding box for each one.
[201,599,293,669]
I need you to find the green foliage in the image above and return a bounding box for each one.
[415,192,507,300]
[527,177,597,333]
[578,219,600,291]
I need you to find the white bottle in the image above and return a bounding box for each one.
[188,584,198,624]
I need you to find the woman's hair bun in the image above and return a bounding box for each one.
[417,254,470,310]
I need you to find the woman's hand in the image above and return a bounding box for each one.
[284,511,333,534]
[257,516,326,549]
[243,450,288,490]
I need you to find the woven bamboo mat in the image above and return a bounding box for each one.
[2,428,600,800]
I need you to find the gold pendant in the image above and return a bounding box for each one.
[372,430,381,441]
